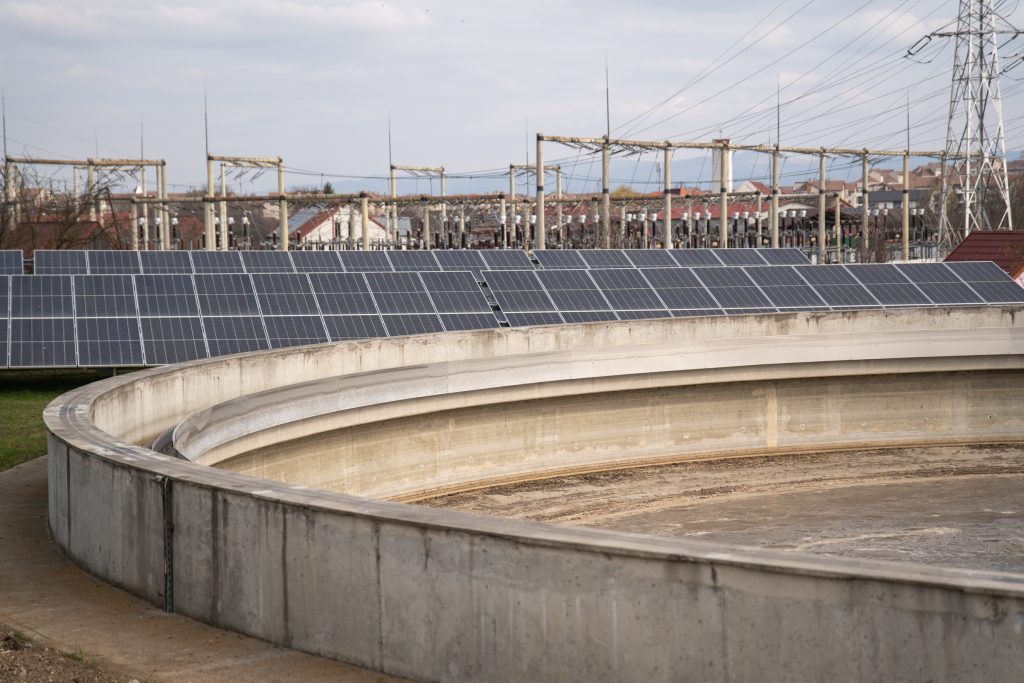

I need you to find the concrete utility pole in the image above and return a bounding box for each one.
[755,192,763,246]
[277,160,287,251]
[770,147,780,248]
[536,135,545,251]
[219,164,228,251]
[205,154,284,250]
[508,165,517,247]
[205,156,215,250]
[861,154,870,258]
[130,201,138,251]
[601,140,611,248]
[719,140,729,248]
[422,198,431,250]
[499,194,508,247]
[834,193,842,262]
[389,166,398,243]
[663,145,672,249]
[458,206,466,247]
[361,193,370,251]
[902,152,911,261]
[818,151,827,264]
[391,164,444,246]
[555,167,563,243]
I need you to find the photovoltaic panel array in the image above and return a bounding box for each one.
[290,251,343,272]
[588,268,667,313]
[434,250,488,280]
[34,250,88,274]
[140,251,193,273]
[623,249,677,268]
[480,250,534,270]
[86,250,142,274]
[308,272,379,314]
[534,250,587,269]
[714,249,768,267]
[482,270,558,314]
[639,268,722,313]
[759,248,812,265]
[0,250,23,274]
[693,267,775,311]
[191,251,245,273]
[241,250,296,273]
[576,249,634,269]
[535,270,613,313]
[338,251,393,272]
[842,264,930,306]
[944,261,1024,304]
[669,249,723,267]
[420,271,493,313]
[387,250,441,271]
[894,263,983,306]
[792,266,880,309]
[8,275,76,367]
[134,273,207,364]
[251,273,321,315]
[363,271,445,336]
[743,266,827,310]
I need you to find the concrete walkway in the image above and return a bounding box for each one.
[0,456,400,683]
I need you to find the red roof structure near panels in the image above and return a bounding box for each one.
[945,231,1024,280]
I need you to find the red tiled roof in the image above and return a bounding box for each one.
[945,231,1024,278]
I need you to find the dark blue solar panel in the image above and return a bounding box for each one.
[793,266,880,308]
[387,250,441,271]
[0,276,7,318]
[743,266,827,309]
[503,312,564,326]
[944,261,1024,304]
[263,315,329,349]
[0,319,6,367]
[308,272,378,314]
[86,250,142,274]
[34,250,88,274]
[670,249,723,267]
[439,313,502,331]
[420,271,493,313]
[895,263,982,305]
[140,317,208,364]
[588,268,666,311]
[480,250,534,270]
[482,270,556,312]
[844,265,931,306]
[671,309,725,317]
[364,272,437,314]
[758,248,812,265]
[639,268,719,310]
[139,251,193,274]
[534,250,587,269]
[577,250,633,268]
[134,274,200,316]
[560,311,619,323]
[190,251,245,273]
[250,273,320,316]
[692,267,775,310]
[623,249,678,267]
[9,318,76,366]
[322,314,387,341]
[0,250,23,274]
[435,251,487,279]
[290,251,343,272]
[381,314,445,336]
[10,275,74,317]
[614,309,672,320]
[714,249,768,266]
[73,275,138,317]
[76,317,144,366]
[535,270,611,311]
[194,274,260,316]
[338,251,393,272]
[240,251,296,273]
[202,316,270,355]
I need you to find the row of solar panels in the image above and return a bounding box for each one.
[3,247,811,277]
[0,261,1021,368]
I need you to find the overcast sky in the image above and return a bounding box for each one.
[2,0,1023,195]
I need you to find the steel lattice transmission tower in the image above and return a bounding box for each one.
[914,1,1019,252]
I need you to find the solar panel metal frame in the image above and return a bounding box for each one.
[0,276,8,319]
[75,317,144,366]
[337,251,394,272]
[942,261,1024,304]
[194,273,262,316]
[73,275,139,317]
[691,266,776,311]
[588,268,668,311]
[9,275,75,318]
[791,265,881,309]
[262,315,329,349]
[669,249,723,267]
[481,270,559,312]
[363,271,439,314]
[843,265,933,307]
[86,250,142,274]
[559,311,619,323]
[240,251,296,273]
[534,250,588,269]
[8,318,77,367]
[321,314,388,341]
[289,251,344,273]
[0,318,7,368]
[190,251,246,273]
[139,317,209,364]
[201,315,271,356]
[0,250,23,274]
[307,272,379,315]
[134,274,201,317]
[386,250,442,271]
[434,251,488,278]
[742,266,828,310]
[894,263,983,306]
[139,251,194,274]
[503,311,564,326]
[250,273,322,316]
[638,267,721,311]
[34,250,88,274]
[419,270,493,313]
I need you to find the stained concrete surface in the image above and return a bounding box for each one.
[0,456,401,683]
[424,444,1024,574]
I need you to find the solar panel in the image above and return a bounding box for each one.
[438,313,502,331]
[139,251,193,274]
[0,319,6,367]
[307,272,378,314]
[714,249,768,266]
[322,314,388,341]
[0,276,7,318]
[420,271,493,313]
[671,309,725,317]
[190,251,245,273]
[381,314,445,336]
[503,312,564,326]
[792,265,881,309]
[140,317,208,364]
[134,274,200,316]
[76,317,144,366]
[577,249,634,268]
[34,250,88,274]
[535,269,612,312]
[614,309,672,320]
[534,250,587,269]
[743,266,828,309]
[894,263,983,305]
[670,249,723,267]
[250,273,321,316]
[588,268,667,311]
[202,316,270,355]
[364,272,437,314]
[338,251,393,272]
[10,275,74,317]
[194,274,261,316]
[944,261,1024,304]
[480,250,534,270]
[290,251,344,273]
[623,249,678,268]
[387,250,441,271]
[0,250,23,274]
[758,248,812,265]
[639,268,720,310]
[560,311,619,323]
[240,251,296,273]
[692,267,775,310]
[844,265,932,306]
[263,315,329,349]
[73,275,138,317]
[9,318,76,367]
[86,250,142,274]
[434,251,488,279]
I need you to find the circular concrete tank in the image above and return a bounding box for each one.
[46,308,1024,682]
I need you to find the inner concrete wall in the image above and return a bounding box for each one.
[45,308,1024,682]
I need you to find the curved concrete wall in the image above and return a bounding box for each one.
[46,308,1024,682]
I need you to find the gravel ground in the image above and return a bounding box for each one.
[0,624,140,683]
